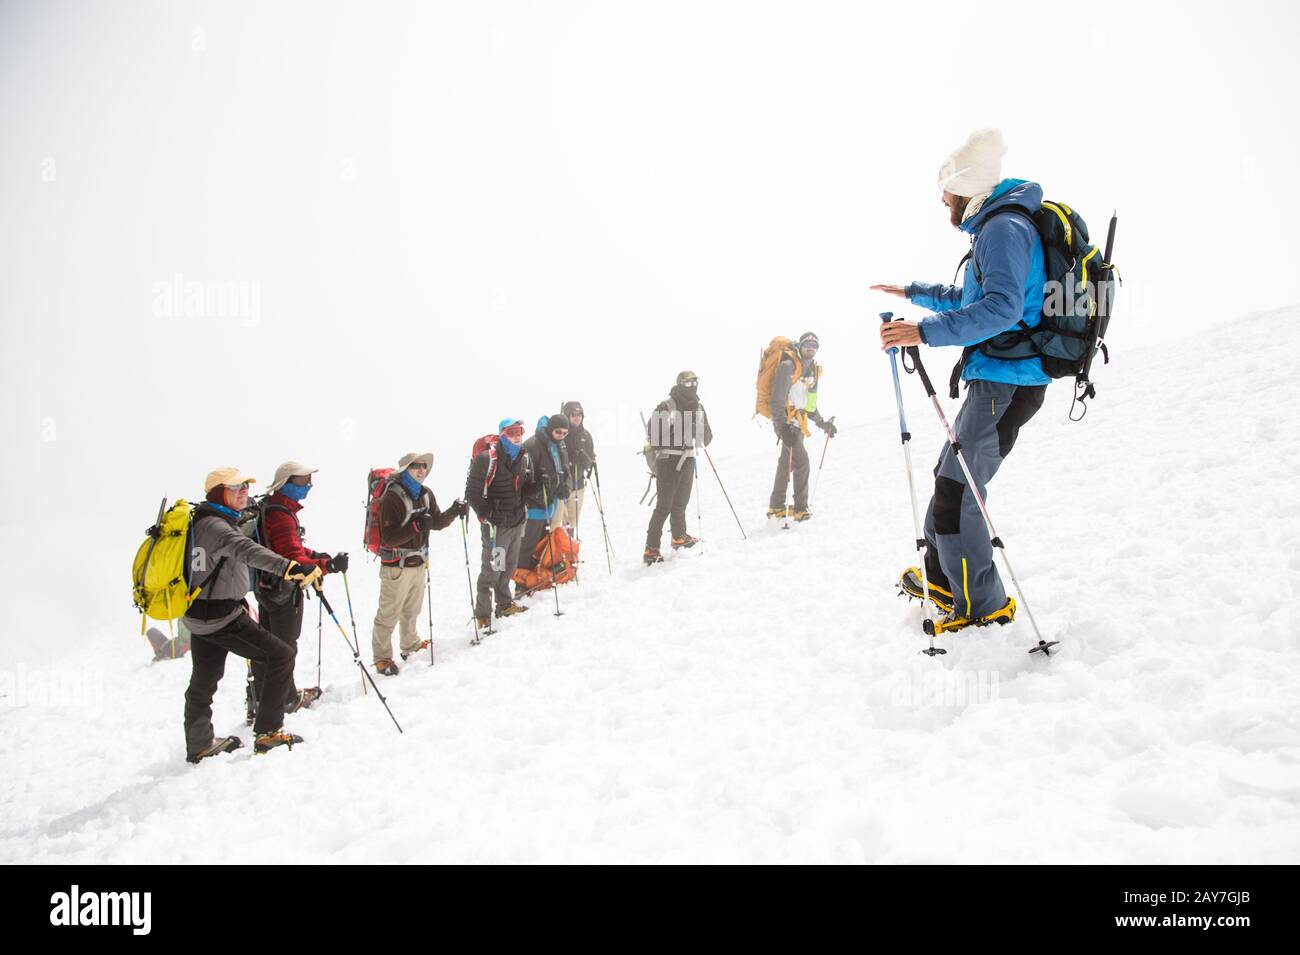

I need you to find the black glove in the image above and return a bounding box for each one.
[326,552,349,574]
[414,511,436,532]
[449,499,468,519]
[817,418,838,438]
[773,419,796,444]
[557,479,572,501]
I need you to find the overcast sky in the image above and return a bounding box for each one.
[2,0,1296,550]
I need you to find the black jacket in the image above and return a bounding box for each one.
[562,426,596,489]
[521,426,572,511]
[466,441,535,529]
[647,385,713,451]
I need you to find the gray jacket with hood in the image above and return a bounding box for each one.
[182,502,292,635]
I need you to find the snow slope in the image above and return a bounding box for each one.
[3,309,1299,864]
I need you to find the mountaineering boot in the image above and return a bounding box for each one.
[933,597,1017,635]
[374,659,400,677]
[474,616,491,630]
[766,505,790,519]
[400,640,431,661]
[284,686,323,713]
[791,510,812,523]
[497,603,528,617]
[671,534,700,549]
[643,547,664,565]
[187,735,243,764]
[254,729,304,754]
[898,567,955,614]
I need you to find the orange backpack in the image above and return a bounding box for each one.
[511,527,579,593]
[754,336,800,419]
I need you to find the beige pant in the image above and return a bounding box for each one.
[371,563,427,662]
[553,486,585,536]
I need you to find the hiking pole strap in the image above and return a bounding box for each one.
[905,346,938,398]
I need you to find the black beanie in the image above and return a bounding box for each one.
[547,413,569,435]
[562,400,583,417]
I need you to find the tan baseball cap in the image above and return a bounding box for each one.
[397,451,434,471]
[203,467,257,494]
[269,460,318,492]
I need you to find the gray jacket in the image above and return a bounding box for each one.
[183,502,291,635]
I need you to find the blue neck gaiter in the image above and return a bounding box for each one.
[399,470,423,500]
[280,482,310,502]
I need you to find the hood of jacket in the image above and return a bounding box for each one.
[961,178,1043,235]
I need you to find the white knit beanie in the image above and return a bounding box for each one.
[937,128,1007,198]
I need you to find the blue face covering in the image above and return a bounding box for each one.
[499,434,522,461]
[208,502,240,519]
[280,482,311,501]
[399,469,424,498]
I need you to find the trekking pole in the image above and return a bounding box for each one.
[590,461,614,573]
[881,313,938,657]
[317,590,323,686]
[808,415,835,511]
[542,484,563,618]
[693,450,704,543]
[783,442,793,529]
[701,446,747,540]
[460,515,482,645]
[425,556,435,665]
[901,337,1057,656]
[313,581,402,732]
[341,570,367,695]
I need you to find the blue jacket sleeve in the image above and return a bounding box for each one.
[917,217,1034,348]
[906,282,963,313]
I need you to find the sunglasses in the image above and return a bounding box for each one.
[503,426,525,438]
[800,341,819,352]
[223,482,251,492]
[408,463,429,471]
[552,430,570,440]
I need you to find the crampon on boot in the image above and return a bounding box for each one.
[643,547,664,565]
[254,729,304,754]
[497,603,528,617]
[187,735,243,764]
[285,686,322,713]
[671,535,699,550]
[933,597,1017,635]
[374,659,400,677]
[401,640,431,661]
[790,510,812,523]
[897,567,955,614]
[766,506,790,519]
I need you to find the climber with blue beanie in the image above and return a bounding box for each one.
[873,129,1049,635]
[466,419,538,627]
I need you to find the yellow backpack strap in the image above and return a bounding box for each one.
[1041,201,1073,246]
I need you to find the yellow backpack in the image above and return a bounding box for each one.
[131,498,198,634]
[754,337,801,420]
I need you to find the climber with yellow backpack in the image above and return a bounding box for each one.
[132,467,324,763]
[755,331,837,522]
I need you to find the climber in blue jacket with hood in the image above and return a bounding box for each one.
[874,128,1048,635]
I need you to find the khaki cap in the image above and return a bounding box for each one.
[269,460,318,493]
[203,467,257,494]
[397,451,434,471]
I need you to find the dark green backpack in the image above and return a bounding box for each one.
[954,201,1119,419]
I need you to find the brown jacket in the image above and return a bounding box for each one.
[378,480,456,564]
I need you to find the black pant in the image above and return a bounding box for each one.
[769,430,810,511]
[184,610,296,755]
[519,517,548,571]
[252,592,304,709]
[645,455,696,548]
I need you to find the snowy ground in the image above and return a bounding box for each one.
[3,310,1300,863]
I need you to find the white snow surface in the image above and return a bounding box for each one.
[3,310,1300,864]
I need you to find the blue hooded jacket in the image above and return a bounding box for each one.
[907,179,1049,387]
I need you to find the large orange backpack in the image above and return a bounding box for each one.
[511,527,579,593]
[754,336,801,419]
